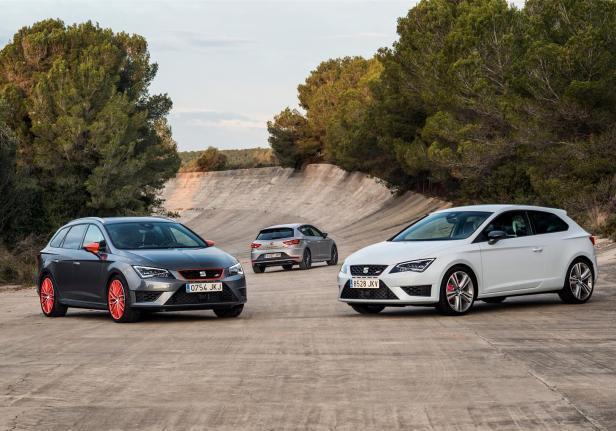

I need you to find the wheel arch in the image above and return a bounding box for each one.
[440,262,480,300]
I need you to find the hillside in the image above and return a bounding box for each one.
[161,163,449,259]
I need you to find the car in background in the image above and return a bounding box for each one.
[37,217,246,323]
[338,205,597,315]
[250,223,338,273]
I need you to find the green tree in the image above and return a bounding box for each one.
[195,146,228,171]
[0,19,180,237]
[267,108,317,169]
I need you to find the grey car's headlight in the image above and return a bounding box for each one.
[228,262,244,276]
[340,262,349,274]
[132,266,173,279]
[389,258,435,273]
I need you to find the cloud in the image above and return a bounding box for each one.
[152,30,253,52]
[171,109,267,130]
[325,32,393,40]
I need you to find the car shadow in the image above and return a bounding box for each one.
[261,262,336,274]
[63,309,220,323]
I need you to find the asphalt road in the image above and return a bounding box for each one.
[1,248,615,431]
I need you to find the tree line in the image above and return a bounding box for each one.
[268,0,616,239]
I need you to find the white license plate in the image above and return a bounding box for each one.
[186,282,223,293]
[264,253,282,259]
[351,278,380,289]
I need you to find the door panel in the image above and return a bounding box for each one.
[74,224,108,303]
[56,224,88,300]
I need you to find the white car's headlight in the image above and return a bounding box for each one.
[228,262,244,276]
[340,261,349,274]
[132,266,173,279]
[390,258,435,273]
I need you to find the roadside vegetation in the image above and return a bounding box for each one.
[0,20,180,284]
[268,0,616,240]
[180,147,278,172]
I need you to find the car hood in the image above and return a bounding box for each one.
[120,247,237,270]
[345,240,461,266]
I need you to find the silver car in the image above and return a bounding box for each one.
[250,223,338,273]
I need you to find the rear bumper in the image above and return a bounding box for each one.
[251,247,303,266]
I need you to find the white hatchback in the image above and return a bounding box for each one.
[338,205,598,315]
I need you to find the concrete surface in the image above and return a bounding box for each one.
[1,165,615,430]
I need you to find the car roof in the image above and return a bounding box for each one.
[260,223,303,230]
[433,204,567,215]
[67,216,176,225]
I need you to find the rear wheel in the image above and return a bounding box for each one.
[436,266,476,316]
[482,297,506,304]
[326,245,338,265]
[559,259,594,304]
[39,276,68,317]
[214,304,244,318]
[282,264,293,271]
[350,304,385,314]
[299,249,312,270]
[252,264,265,274]
[108,277,141,323]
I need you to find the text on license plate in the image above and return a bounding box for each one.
[265,253,282,259]
[351,278,380,289]
[186,282,223,293]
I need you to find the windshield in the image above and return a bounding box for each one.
[105,222,206,249]
[391,211,492,241]
[257,228,294,240]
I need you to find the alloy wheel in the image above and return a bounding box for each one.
[569,262,593,301]
[108,280,125,320]
[445,271,474,313]
[40,277,55,315]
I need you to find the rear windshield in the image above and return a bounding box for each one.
[257,228,294,240]
[105,222,206,249]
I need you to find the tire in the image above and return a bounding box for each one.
[436,266,476,316]
[350,304,385,314]
[299,249,312,270]
[482,297,506,304]
[252,264,265,274]
[282,264,293,271]
[559,258,594,304]
[39,275,68,317]
[107,276,141,323]
[326,245,338,265]
[213,304,244,318]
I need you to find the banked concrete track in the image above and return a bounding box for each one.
[161,164,449,259]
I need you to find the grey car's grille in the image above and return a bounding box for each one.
[340,280,398,300]
[135,291,162,302]
[400,285,432,297]
[166,284,238,305]
[350,265,388,276]
[179,268,224,280]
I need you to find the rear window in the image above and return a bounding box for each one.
[528,211,569,234]
[257,228,294,240]
[49,227,69,248]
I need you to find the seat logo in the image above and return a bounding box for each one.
[363,267,369,274]
[199,271,207,277]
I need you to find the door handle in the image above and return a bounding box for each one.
[73,261,81,266]
[532,247,543,253]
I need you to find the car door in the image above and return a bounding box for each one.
[56,224,88,301]
[298,226,319,259]
[478,211,546,294]
[72,224,108,304]
[527,210,571,289]
[309,225,330,259]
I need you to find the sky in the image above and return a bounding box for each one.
[1,0,525,151]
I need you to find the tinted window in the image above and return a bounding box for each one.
[83,224,105,245]
[257,228,294,240]
[482,211,532,239]
[49,227,69,248]
[62,225,88,249]
[308,226,324,237]
[529,211,568,234]
[298,226,312,236]
[105,222,206,249]
[392,211,492,241]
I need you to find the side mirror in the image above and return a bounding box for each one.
[83,242,100,254]
[322,232,328,238]
[488,230,507,245]
[205,239,216,247]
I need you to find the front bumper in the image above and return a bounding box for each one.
[337,266,439,305]
[129,275,246,311]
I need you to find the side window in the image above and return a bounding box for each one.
[529,211,568,234]
[298,226,311,236]
[83,224,105,245]
[483,211,532,239]
[309,226,324,237]
[49,227,69,248]
[62,224,88,249]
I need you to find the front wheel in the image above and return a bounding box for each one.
[214,304,244,318]
[326,245,338,265]
[350,304,385,314]
[39,276,68,317]
[436,266,476,316]
[299,249,312,270]
[108,277,141,323]
[559,259,594,304]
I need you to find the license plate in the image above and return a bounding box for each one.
[351,278,380,289]
[186,282,223,293]
[264,253,282,259]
